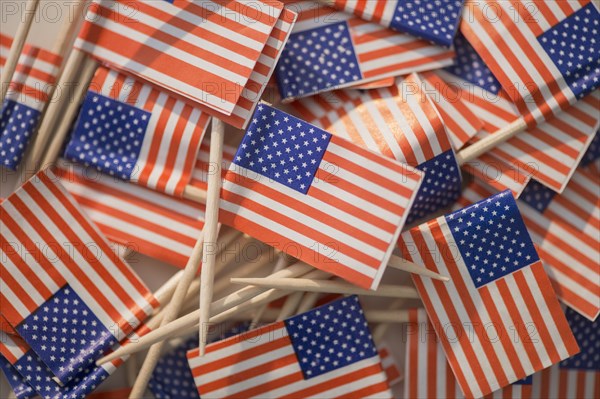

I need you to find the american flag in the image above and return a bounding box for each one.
[63,65,210,196]
[327,0,464,46]
[187,296,393,398]
[0,33,62,170]
[531,308,599,399]
[404,308,534,399]
[0,169,158,383]
[75,0,284,115]
[276,0,454,100]
[419,70,484,149]
[458,170,600,322]
[399,190,579,398]
[219,103,423,290]
[461,0,600,125]
[438,33,600,193]
[54,160,205,269]
[149,323,250,399]
[291,74,462,225]
[0,332,120,399]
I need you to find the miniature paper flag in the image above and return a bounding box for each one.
[327,0,465,46]
[75,0,284,115]
[149,323,250,399]
[0,332,118,399]
[459,171,600,322]
[404,308,534,399]
[55,160,205,269]
[275,0,454,100]
[461,0,600,125]
[291,74,462,225]
[438,33,600,193]
[187,296,393,398]
[219,103,423,290]
[0,33,62,169]
[531,308,599,399]
[0,169,158,384]
[399,190,579,398]
[419,70,484,149]
[63,65,210,196]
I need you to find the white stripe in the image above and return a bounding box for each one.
[132,91,168,183]
[0,275,30,321]
[144,99,186,190]
[165,107,206,194]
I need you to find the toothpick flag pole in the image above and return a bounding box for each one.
[455,118,529,165]
[198,118,225,356]
[129,226,209,398]
[231,278,421,299]
[0,0,40,102]
[19,49,97,180]
[18,0,88,180]
[296,292,321,314]
[253,253,292,325]
[97,262,317,364]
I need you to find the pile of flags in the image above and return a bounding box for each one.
[1,0,598,398]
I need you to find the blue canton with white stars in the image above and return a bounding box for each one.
[390,0,464,47]
[537,3,600,99]
[276,21,362,99]
[150,323,249,399]
[444,33,501,94]
[0,355,36,399]
[234,104,332,194]
[0,99,41,170]
[407,150,462,225]
[446,190,540,288]
[581,131,600,166]
[64,91,150,180]
[284,295,378,380]
[12,349,109,399]
[15,285,117,385]
[560,307,599,371]
[519,180,556,213]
